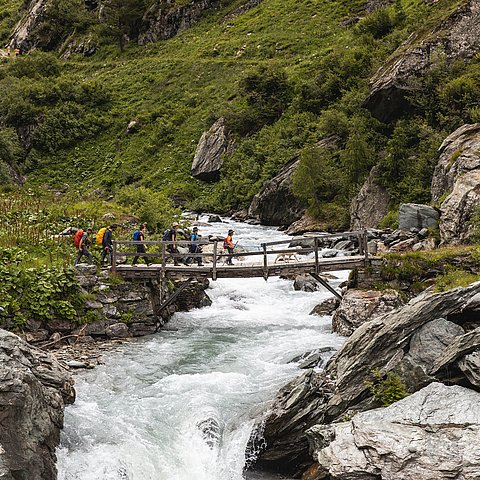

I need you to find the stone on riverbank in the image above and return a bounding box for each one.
[0,329,74,480]
[309,382,480,480]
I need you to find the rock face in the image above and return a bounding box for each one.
[309,382,480,480]
[431,123,480,244]
[139,0,223,45]
[191,118,229,182]
[350,166,390,230]
[247,282,480,476]
[365,0,480,122]
[248,157,306,226]
[8,0,49,52]
[398,203,439,231]
[0,329,75,480]
[332,289,404,336]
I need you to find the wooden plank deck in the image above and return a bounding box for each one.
[114,255,368,280]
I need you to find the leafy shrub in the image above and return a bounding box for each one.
[366,368,408,406]
[116,185,181,232]
[7,51,61,78]
[355,8,394,39]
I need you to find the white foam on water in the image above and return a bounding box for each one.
[57,219,346,480]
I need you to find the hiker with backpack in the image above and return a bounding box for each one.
[224,229,235,265]
[74,228,94,267]
[185,226,203,266]
[132,224,150,266]
[100,225,117,266]
[162,222,185,266]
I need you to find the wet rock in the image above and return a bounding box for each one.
[309,298,340,317]
[208,214,222,223]
[0,329,74,480]
[191,118,229,182]
[293,275,319,292]
[350,165,391,230]
[332,289,404,336]
[102,304,120,319]
[248,157,306,226]
[321,250,337,258]
[105,322,130,339]
[398,203,439,231]
[310,383,480,480]
[248,284,480,476]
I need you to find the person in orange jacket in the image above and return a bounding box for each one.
[224,229,235,265]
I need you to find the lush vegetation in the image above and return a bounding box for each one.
[366,368,409,407]
[0,0,479,231]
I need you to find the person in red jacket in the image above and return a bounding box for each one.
[224,229,235,265]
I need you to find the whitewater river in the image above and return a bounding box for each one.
[57,218,346,480]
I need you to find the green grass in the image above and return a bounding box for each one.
[0,0,475,223]
[0,0,22,44]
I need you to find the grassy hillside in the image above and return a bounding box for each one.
[1,0,479,230]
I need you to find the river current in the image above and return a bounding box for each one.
[57,218,346,480]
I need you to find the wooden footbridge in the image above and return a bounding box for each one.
[112,231,373,301]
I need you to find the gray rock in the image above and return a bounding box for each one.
[332,289,404,337]
[322,249,337,258]
[350,165,391,230]
[310,383,480,480]
[191,118,229,182]
[139,0,223,45]
[293,275,319,292]
[105,323,130,339]
[431,124,480,244]
[398,203,439,231]
[365,1,480,122]
[408,318,464,368]
[248,157,306,226]
[102,305,120,319]
[208,214,222,223]
[458,351,480,388]
[333,240,353,251]
[388,237,417,252]
[248,283,480,475]
[309,298,340,316]
[0,329,74,480]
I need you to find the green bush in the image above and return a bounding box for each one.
[366,368,409,406]
[116,185,181,232]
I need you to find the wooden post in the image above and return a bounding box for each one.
[314,237,319,275]
[262,243,268,281]
[212,240,218,281]
[161,242,166,275]
[111,241,117,273]
[363,229,369,263]
[358,232,364,256]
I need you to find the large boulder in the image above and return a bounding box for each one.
[350,166,391,230]
[191,118,229,182]
[398,203,439,231]
[332,289,404,336]
[0,329,75,480]
[248,157,306,226]
[309,382,480,480]
[247,282,480,476]
[139,0,221,45]
[431,124,480,244]
[364,0,480,122]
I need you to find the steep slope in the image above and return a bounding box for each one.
[1,0,479,230]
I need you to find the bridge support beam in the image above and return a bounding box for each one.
[310,273,342,300]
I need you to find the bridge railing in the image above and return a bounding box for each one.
[111,230,369,279]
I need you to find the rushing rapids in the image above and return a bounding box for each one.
[57,219,346,480]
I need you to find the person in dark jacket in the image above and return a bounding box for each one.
[101,225,117,266]
[185,227,203,266]
[132,224,150,265]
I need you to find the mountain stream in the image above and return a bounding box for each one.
[57,218,346,480]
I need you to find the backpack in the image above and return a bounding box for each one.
[162,229,171,241]
[74,229,84,248]
[133,230,141,241]
[223,237,229,249]
[96,227,107,246]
